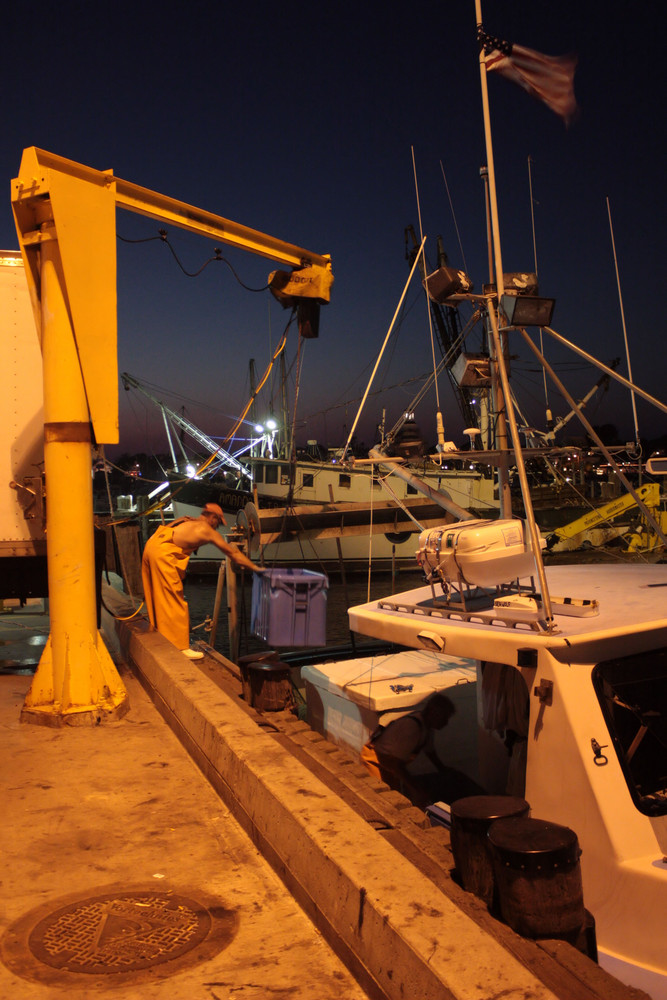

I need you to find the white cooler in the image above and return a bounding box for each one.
[302,649,480,782]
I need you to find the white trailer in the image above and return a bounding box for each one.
[0,250,46,600]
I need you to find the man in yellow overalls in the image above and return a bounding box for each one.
[141,503,261,659]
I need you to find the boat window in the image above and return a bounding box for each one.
[372,477,381,490]
[592,648,667,817]
[339,474,351,489]
[280,465,291,485]
[302,473,314,488]
[265,464,278,484]
[407,483,418,495]
[252,463,263,483]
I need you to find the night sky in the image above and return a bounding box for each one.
[3,1,665,460]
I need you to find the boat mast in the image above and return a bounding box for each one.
[475,0,555,628]
[249,358,258,455]
[474,17,513,518]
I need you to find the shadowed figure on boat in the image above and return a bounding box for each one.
[360,693,484,809]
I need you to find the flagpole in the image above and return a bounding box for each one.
[474,0,554,629]
[475,0,512,518]
[475,0,505,303]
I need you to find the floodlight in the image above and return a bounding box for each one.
[501,294,555,327]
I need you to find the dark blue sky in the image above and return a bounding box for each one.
[4,1,665,457]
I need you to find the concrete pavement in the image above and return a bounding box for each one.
[0,666,368,999]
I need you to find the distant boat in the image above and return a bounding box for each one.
[121,373,497,570]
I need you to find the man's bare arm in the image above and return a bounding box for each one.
[203,527,262,572]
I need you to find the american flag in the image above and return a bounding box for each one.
[478,27,578,124]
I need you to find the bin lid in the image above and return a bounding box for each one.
[263,567,329,589]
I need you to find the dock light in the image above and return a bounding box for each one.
[185,464,197,478]
[254,424,264,434]
[265,418,277,431]
[501,294,555,327]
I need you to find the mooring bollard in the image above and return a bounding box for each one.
[238,652,295,712]
[488,816,585,942]
[450,795,530,908]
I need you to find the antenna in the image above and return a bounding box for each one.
[607,196,641,458]
[412,147,445,450]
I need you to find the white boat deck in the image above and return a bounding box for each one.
[349,563,667,658]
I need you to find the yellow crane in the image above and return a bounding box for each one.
[11,147,333,726]
[546,482,667,553]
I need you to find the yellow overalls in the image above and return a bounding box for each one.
[141,518,193,650]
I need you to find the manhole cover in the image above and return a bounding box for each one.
[29,891,210,973]
[1,886,238,986]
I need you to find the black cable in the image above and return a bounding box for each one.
[118,228,269,291]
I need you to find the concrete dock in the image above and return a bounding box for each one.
[0,600,652,1000]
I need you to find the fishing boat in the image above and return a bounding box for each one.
[294,8,667,995]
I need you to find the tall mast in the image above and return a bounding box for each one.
[474,0,554,629]
[528,155,552,428]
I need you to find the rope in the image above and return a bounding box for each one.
[412,147,440,412]
[440,160,469,276]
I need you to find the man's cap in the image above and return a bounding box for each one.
[203,503,225,520]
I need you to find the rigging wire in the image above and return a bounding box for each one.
[290,333,307,464]
[439,160,469,276]
[340,236,427,462]
[607,196,641,455]
[222,312,294,447]
[411,147,440,413]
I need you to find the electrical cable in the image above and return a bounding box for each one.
[118,229,269,291]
